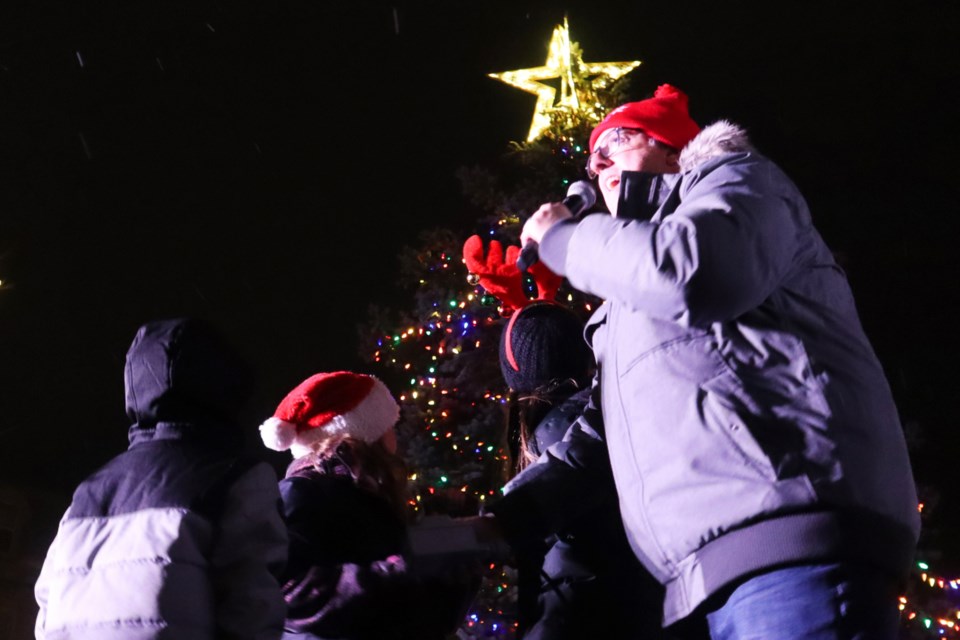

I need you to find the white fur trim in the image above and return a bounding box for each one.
[294,377,400,450]
[679,120,753,173]
[259,417,298,451]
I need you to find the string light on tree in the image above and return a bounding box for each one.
[898,559,960,638]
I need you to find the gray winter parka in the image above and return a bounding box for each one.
[536,120,920,625]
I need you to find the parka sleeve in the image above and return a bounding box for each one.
[540,153,811,326]
[209,462,288,640]
[34,542,51,639]
[34,510,69,640]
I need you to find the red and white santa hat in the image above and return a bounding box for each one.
[259,371,400,458]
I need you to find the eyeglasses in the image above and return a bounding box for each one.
[585,127,654,179]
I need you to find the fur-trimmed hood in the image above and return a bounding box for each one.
[678,120,753,173]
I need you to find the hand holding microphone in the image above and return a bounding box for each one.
[517,180,596,271]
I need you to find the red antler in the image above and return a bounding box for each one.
[527,258,563,303]
[462,235,563,314]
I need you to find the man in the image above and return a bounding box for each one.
[35,318,287,639]
[511,84,920,637]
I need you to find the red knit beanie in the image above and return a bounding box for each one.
[589,84,701,152]
[259,371,400,458]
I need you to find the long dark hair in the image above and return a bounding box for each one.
[498,302,594,473]
[508,377,584,473]
[292,435,411,521]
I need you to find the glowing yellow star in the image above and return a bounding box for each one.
[489,18,640,141]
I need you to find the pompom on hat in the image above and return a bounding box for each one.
[589,84,701,152]
[260,371,400,459]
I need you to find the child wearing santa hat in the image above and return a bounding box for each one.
[260,370,475,640]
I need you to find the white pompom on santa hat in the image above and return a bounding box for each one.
[259,371,400,459]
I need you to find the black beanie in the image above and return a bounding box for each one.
[499,302,593,393]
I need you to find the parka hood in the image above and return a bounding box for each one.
[679,119,753,173]
[124,318,253,433]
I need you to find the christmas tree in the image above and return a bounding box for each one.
[359,19,958,639]
[358,19,632,637]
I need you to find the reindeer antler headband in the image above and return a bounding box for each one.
[462,235,563,316]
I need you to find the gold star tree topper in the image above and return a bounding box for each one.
[489,18,640,142]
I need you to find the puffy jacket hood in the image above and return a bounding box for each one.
[679,119,753,172]
[124,318,254,432]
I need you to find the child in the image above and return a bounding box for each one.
[489,301,664,639]
[259,370,477,640]
[35,318,287,639]
[461,234,663,638]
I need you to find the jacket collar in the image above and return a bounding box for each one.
[679,120,753,173]
[128,420,239,449]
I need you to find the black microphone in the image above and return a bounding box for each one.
[517,180,597,272]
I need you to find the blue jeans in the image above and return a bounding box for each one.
[700,562,900,640]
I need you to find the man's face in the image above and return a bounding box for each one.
[587,128,680,216]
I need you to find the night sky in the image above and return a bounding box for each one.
[2,0,958,551]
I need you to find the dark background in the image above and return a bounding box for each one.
[1,0,957,557]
